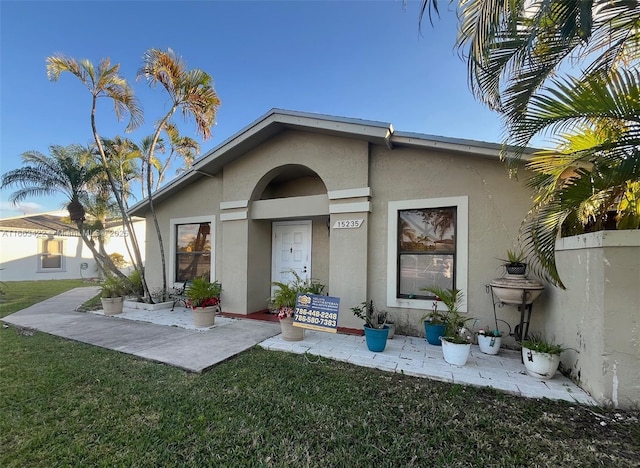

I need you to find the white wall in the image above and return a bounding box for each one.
[544,230,640,408]
[0,220,146,282]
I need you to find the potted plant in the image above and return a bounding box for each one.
[270,271,325,341]
[521,334,564,380]
[351,299,389,352]
[477,327,503,355]
[185,276,222,328]
[100,275,129,316]
[422,286,472,365]
[419,294,449,346]
[499,248,528,276]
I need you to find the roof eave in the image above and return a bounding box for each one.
[192,108,394,176]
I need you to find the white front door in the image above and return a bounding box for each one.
[272,221,312,288]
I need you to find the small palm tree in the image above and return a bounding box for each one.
[1,145,121,277]
[47,53,149,297]
[136,48,221,296]
[157,122,201,188]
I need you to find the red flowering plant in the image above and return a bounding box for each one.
[185,277,222,310]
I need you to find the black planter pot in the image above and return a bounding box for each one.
[506,263,527,275]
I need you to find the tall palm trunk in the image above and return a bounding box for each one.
[145,111,176,300]
[90,96,151,300]
[67,196,123,279]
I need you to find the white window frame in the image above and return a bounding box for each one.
[386,196,468,311]
[169,215,215,287]
[38,237,65,272]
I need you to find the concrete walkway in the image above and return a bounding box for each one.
[1,287,281,372]
[2,287,597,405]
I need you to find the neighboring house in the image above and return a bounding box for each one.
[129,109,537,336]
[0,211,145,281]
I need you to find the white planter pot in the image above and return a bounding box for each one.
[193,306,216,328]
[478,335,502,355]
[522,347,560,380]
[441,338,471,366]
[101,297,124,316]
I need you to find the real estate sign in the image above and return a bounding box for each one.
[293,293,340,333]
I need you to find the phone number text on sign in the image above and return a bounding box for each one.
[293,293,340,333]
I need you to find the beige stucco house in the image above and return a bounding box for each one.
[130,109,538,337]
[129,108,640,408]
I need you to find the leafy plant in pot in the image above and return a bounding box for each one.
[499,248,528,276]
[100,275,130,316]
[422,287,472,365]
[521,334,564,380]
[185,277,222,328]
[351,300,389,352]
[419,294,449,346]
[270,271,325,341]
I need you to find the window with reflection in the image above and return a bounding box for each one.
[175,222,211,282]
[398,207,456,298]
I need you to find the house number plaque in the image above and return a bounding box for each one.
[332,219,364,229]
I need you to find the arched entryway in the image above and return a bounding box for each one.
[247,165,330,310]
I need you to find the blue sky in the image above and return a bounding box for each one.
[1,0,509,217]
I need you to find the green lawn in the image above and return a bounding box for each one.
[0,281,639,466]
[0,279,89,318]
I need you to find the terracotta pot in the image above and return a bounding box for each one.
[101,297,124,316]
[193,306,216,327]
[280,316,304,341]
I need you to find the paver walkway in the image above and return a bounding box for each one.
[260,330,597,405]
[2,287,597,405]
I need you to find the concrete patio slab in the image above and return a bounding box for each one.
[2,287,281,373]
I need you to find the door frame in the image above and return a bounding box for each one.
[271,220,312,288]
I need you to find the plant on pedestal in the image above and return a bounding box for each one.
[498,248,528,276]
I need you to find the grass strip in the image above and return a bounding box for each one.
[1,328,638,467]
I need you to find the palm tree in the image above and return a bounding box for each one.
[157,122,201,188]
[420,1,640,286]
[102,136,142,209]
[0,145,122,277]
[46,54,150,298]
[137,48,221,295]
